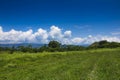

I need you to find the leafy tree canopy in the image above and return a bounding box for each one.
[48,40,61,48]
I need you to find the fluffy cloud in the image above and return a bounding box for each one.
[0,25,120,44]
[64,31,72,38]
[0,26,3,33]
[71,38,84,44]
[49,25,63,40]
[82,35,120,44]
[0,28,34,43]
[34,28,48,43]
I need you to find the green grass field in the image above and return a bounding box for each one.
[0,48,120,80]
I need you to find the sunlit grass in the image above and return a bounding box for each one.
[0,48,120,80]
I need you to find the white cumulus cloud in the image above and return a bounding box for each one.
[49,25,63,40]
[0,25,120,45]
[64,30,72,38]
[0,26,3,33]
[34,28,48,43]
[71,37,84,44]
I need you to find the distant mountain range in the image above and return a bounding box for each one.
[0,43,89,48]
[0,43,44,48]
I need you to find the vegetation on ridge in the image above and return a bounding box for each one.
[0,40,120,54]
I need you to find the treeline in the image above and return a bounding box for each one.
[0,40,120,53]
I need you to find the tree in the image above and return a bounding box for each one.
[48,40,61,52]
[17,46,27,52]
[38,44,48,52]
[48,40,61,48]
[26,44,33,53]
[10,46,15,54]
[98,40,109,48]
[109,42,120,48]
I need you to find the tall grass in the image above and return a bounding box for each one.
[0,48,120,80]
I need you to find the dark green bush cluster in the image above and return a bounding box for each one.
[89,40,120,49]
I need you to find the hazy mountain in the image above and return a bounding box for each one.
[0,43,45,48]
[0,43,89,48]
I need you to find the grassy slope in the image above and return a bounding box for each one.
[0,48,120,80]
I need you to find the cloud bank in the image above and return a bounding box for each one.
[0,25,120,44]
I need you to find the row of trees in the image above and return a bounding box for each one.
[0,40,120,54]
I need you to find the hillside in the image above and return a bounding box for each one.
[0,48,120,80]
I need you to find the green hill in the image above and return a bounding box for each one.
[0,48,120,80]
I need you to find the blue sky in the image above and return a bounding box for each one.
[0,0,120,44]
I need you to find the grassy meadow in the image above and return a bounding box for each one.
[0,48,120,80]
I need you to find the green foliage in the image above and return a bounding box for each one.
[109,42,120,48]
[17,46,27,52]
[61,45,85,51]
[48,40,61,48]
[0,48,120,80]
[38,45,48,52]
[9,46,15,54]
[17,45,38,53]
[89,40,120,49]
[0,40,120,53]
[47,40,61,52]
